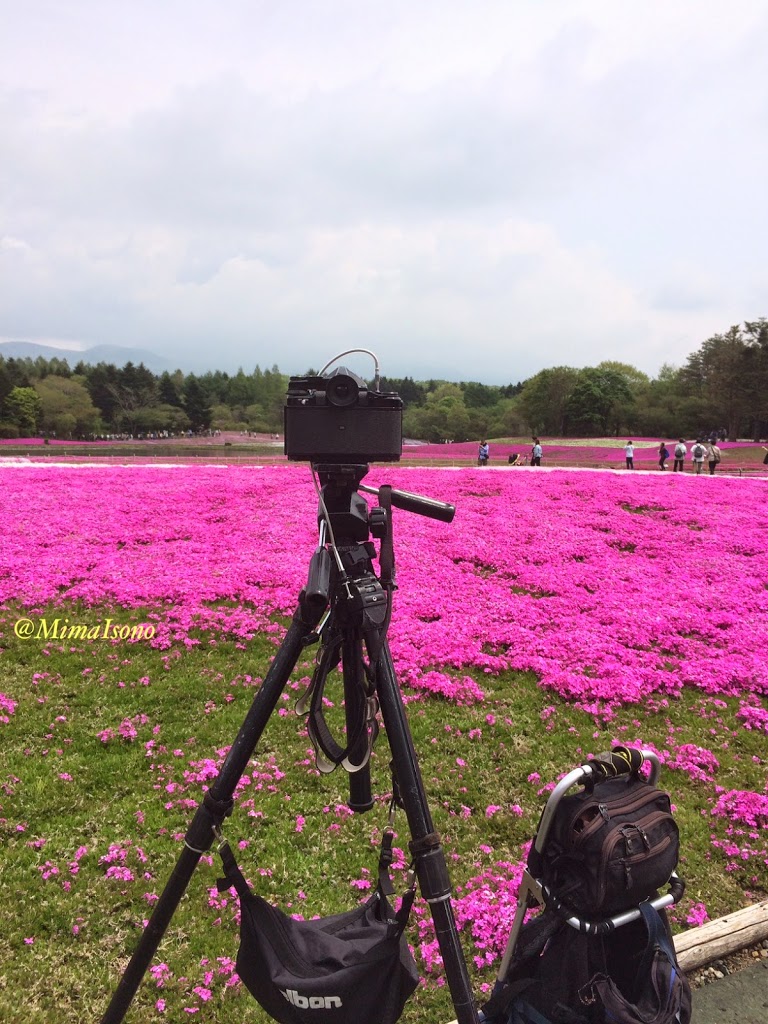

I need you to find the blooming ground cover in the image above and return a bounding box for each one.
[402,438,767,467]
[5,434,767,472]
[2,464,768,703]
[7,432,768,468]
[0,432,278,446]
[1,464,767,1023]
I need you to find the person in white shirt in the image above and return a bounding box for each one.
[691,440,706,475]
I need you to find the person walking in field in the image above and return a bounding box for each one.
[624,441,635,469]
[706,440,721,475]
[478,440,489,466]
[531,438,543,466]
[673,439,686,472]
[691,440,706,475]
[658,442,670,471]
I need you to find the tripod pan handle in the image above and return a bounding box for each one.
[361,484,456,522]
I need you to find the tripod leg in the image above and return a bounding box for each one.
[376,643,480,1024]
[343,629,374,812]
[100,605,318,1024]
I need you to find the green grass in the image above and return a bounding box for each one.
[0,604,765,1022]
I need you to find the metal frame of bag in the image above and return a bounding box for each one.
[495,747,685,985]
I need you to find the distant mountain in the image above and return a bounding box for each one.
[0,341,176,374]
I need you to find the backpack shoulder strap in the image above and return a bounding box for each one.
[638,902,677,963]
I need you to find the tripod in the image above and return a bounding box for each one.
[101,463,480,1024]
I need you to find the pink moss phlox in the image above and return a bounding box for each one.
[2,466,768,710]
[0,692,17,723]
[411,855,530,976]
[451,860,526,961]
[710,788,768,874]
[400,439,755,465]
[736,702,768,733]
[667,743,719,784]
[685,902,709,926]
[98,840,148,885]
[406,671,485,704]
[711,790,768,828]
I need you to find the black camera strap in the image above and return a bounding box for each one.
[301,488,395,775]
[304,628,380,773]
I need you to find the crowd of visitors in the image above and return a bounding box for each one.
[482,437,544,466]
[469,436,763,473]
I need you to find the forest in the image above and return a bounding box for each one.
[0,319,766,442]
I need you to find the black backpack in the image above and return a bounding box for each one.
[482,902,692,1024]
[529,772,680,918]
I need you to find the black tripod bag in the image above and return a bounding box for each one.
[216,834,420,1024]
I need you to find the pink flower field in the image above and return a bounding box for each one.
[1,464,767,1017]
[2,464,768,706]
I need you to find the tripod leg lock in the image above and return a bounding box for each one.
[183,793,235,855]
[203,791,235,821]
[409,832,452,902]
[297,590,330,632]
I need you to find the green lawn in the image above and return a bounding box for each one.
[1,604,765,1023]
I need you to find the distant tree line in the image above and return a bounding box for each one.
[512,319,768,443]
[0,360,289,439]
[0,318,766,441]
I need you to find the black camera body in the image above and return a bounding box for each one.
[284,368,403,463]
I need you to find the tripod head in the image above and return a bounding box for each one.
[315,462,456,530]
[305,462,455,606]
[315,464,374,542]
[298,463,455,812]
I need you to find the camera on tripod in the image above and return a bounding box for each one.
[284,366,403,464]
[102,348,471,1024]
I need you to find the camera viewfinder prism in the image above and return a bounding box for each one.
[284,367,403,464]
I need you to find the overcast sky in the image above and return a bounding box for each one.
[1,1,767,385]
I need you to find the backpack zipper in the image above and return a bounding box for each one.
[567,786,667,849]
[596,811,676,905]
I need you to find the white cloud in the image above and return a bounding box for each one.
[1,0,767,382]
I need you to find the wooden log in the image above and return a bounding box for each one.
[673,899,768,972]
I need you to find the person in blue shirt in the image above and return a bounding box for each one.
[531,438,543,466]
[478,441,489,466]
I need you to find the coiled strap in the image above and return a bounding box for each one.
[589,745,644,780]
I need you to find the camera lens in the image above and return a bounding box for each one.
[325,374,359,407]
